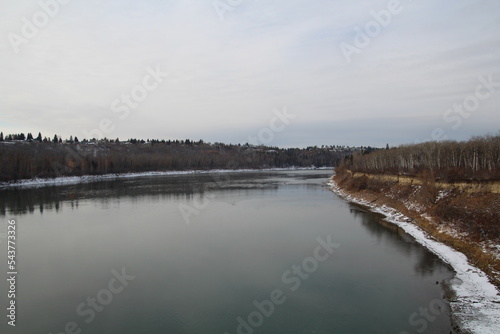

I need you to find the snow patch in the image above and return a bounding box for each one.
[437,189,451,202]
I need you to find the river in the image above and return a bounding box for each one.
[0,169,453,334]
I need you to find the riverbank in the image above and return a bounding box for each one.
[0,139,346,182]
[0,167,330,189]
[329,171,500,334]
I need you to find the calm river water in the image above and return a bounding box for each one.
[0,169,454,334]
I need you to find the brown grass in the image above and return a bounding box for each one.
[334,169,500,288]
[351,172,500,194]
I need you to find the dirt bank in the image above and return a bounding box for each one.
[333,168,500,288]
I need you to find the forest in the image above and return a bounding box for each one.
[342,135,500,181]
[0,132,361,182]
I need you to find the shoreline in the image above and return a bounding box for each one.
[0,167,332,189]
[328,176,500,334]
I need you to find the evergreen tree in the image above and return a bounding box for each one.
[53,134,58,143]
[27,133,33,140]
[74,136,79,143]
[36,132,42,142]
[0,132,3,141]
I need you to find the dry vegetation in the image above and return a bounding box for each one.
[344,135,500,181]
[334,135,500,287]
[0,139,353,182]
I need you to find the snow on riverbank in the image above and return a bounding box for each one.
[0,167,330,189]
[328,178,500,334]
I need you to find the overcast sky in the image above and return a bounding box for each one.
[1,0,499,148]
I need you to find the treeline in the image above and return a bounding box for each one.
[0,137,359,182]
[0,131,67,143]
[342,135,500,181]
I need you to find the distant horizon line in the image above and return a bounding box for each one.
[0,129,497,150]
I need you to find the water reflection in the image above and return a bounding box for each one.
[0,172,291,216]
[350,204,453,277]
[0,170,334,216]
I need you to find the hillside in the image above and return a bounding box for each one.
[0,137,361,182]
[333,135,500,287]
